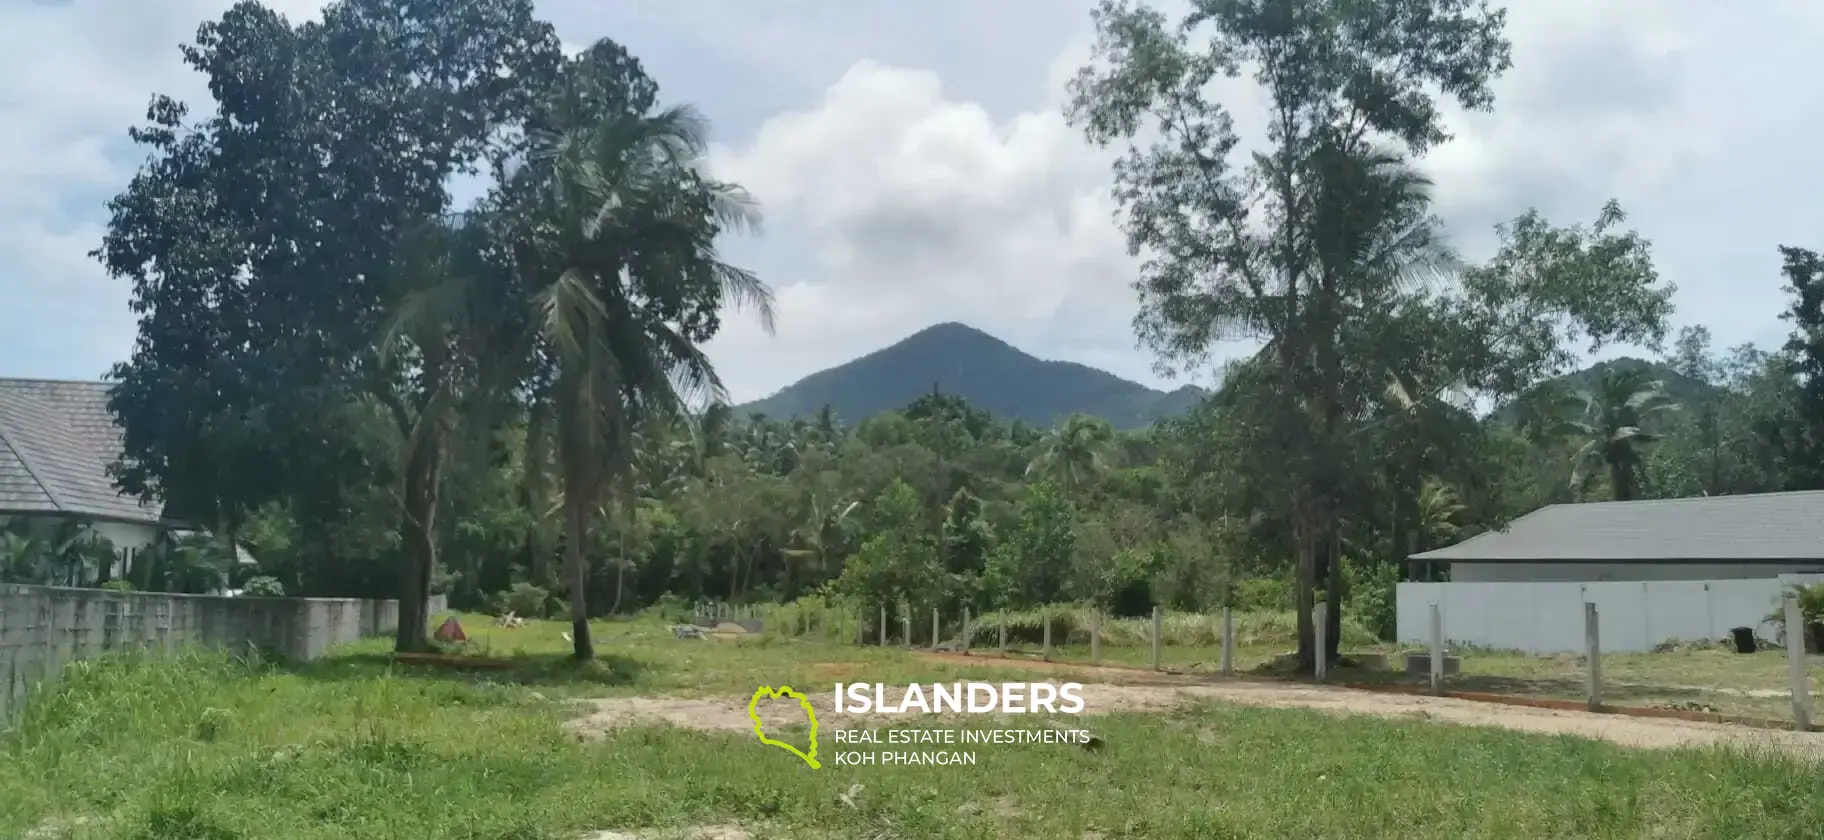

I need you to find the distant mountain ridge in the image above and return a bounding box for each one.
[1489,357,1723,427]
[736,323,1206,430]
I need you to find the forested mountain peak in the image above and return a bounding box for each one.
[737,322,1206,429]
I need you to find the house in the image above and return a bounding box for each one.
[1409,491,1824,583]
[0,378,253,584]
[1400,491,1824,653]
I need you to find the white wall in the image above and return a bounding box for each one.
[1450,561,1824,583]
[1397,574,1824,654]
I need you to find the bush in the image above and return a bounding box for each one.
[495,582,555,618]
[242,576,285,597]
[1232,577,1293,611]
[99,579,135,593]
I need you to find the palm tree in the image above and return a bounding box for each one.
[520,41,775,660]
[1025,414,1117,493]
[1569,368,1681,501]
[782,495,860,599]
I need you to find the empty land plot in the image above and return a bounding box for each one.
[3,616,1824,840]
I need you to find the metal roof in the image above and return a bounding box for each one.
[0,379,164,524]
[1410,490,1824,563]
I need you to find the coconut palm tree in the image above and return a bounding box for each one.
[1569,368,1681,501]
[1025,414,1117,493]
[518,41,775,660]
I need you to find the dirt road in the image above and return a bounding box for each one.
[566,675,1824,760]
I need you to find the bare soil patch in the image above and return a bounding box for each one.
[582,826,750,840]
[566,674,1824,760]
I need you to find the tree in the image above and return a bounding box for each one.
[374,215,529,650]
[98,0,564,638]
[1025,414,1117,493]
[1068,0,1512,670]
[509,40,775,660]
[1767,246,1824,489]
[1569,368,1680,501]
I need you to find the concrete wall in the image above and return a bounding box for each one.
[1450,561,1824,583]
[1397,574,1824,654]
[0,585,449,721]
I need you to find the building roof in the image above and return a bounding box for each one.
[0,379,164,524]
[1410,490,1824,564]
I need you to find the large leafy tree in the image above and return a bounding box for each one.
[1068,0,1675,669]
[98,0,563,646]
[506,40,775,660]
[1068,0,1511,670]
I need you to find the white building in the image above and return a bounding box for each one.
[1401,491,1824,653]
[0,378,252,585]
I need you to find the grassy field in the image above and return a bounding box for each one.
[3,616,1823,839]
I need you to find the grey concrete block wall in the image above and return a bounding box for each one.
[0,585,451,722]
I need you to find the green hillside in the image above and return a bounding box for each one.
[736,322,1206,429]
[1489,357,1723,427]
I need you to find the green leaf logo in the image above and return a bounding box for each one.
[748,685,821,769]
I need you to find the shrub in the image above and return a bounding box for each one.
[242,576,285,597]
[99,579,135,593]
[496,582,554,618]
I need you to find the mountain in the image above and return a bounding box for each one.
[736,323,1206,430]
[1489,356,1725,427]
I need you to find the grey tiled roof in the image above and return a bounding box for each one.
[0,379,164,523]
[1411,490,1824,563]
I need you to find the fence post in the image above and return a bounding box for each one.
[961,608,971,655]
[1220,605,1234,676]
[1314,601,1328,683]
[931,607,940,652]
[1428,601,1444,696]
[1090,609,1101,665]
[878,605,887,646]
[1584,602,1602,712]
[1785,591,1813,730]
[902,610,912,650]
[998,617,1007,656]
[1151,605,1163,671]
[1042,609,1053,662]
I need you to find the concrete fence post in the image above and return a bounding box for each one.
[1429,601,1444,696]
[998,617,1007,655]
[1585,602,1602,712]
[931,607,940,652]
[902,610,912,650]
[961,608,971,655]
[1314,601,1328,683]
[1220,606,1234,676]
[1042,609,1053,662]
[1090,609,1102,665]
[1784,591,1813,730]
[1151,605,1163,671]
[879,605,887,646]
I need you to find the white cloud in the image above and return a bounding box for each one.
[705,0,1824,402]
[705,60,1150,403]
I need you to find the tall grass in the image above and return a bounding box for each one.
[5,618,1824,838]
[970,606,1378,648]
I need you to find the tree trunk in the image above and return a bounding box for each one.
[566,500,594,660]
[1325,529,1344,661]
[609,527,627,615]
[1294,497,1318,673]
[395,424,442,654]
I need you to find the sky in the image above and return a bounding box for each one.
[4,1,1823,404]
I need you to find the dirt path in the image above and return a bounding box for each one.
[565,676,1824,760]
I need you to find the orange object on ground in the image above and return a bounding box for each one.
[434,616,467,643]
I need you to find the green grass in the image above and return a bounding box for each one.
[3,615,1823,839]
